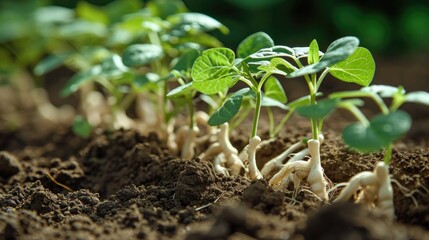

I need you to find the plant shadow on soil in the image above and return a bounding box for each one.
[1,112,429,240]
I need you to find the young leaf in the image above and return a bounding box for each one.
[263,76,287,103]
[168,12,229,35]
[72,116,92,139]
[61,65,102,97]
[247,46,295,61]
[237,32,274,58]
[208,88,251,126]
[77,1,109,24]
[258,58,296,75]
[405,91,429,106]
[296,98,339,119]
[361,85,405,98]
[308,39,320,64]
[101,54,128,77]
[288,36,359,78]
[191,48,240,95]
[173,49,200,72]
[329,47,375,87]
[343,110,412,152]
[34,52,71,76]
[166,82,194,98]
[261,96,288,110]
[122,44,163,67]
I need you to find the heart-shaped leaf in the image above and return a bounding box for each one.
[296,98,339,119]
[288,36,359,78]
[208,88,251,126]
[191,48,240,95]
[237,32,274,58]
[122,44,163,67]
[343,110,412,152]
[329,47,375,87]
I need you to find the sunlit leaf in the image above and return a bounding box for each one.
[191,48,240,94]
[307,39,320,64]
[263,76,287,103]
[166,82,194,98]
[101,54,128,77]
[237,32,274,58]
[122,44,163,67]
[208,88,250,126]
[343,110,412,152]
[288,36,359,77]
[329,47,375,87]
[257,57,296,75]
[261,96,288,110]
[77,1,109,24]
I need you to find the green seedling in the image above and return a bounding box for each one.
[268,37,375,200]
[191,32,292,179]
[328,85,429,220]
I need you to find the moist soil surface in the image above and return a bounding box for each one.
[1,113,429,240]
[1,56,429,239]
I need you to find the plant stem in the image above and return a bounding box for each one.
[273,109,294,136]
[329,91,389,115]
[251,90,262,138]
[383,144,393,165]
[338,102,370,126]
[188,96,195,129]
[267,107,275,138]
[310,73,318,140]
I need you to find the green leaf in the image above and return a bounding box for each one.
[168,12,229,35]
[296,98,339,119]
[61,65,102,97]
[59,20,107,38]
[166,82,194,98]
[101,54,128,77]
[405,91,429,106]
[77,1,109,24]
[72,116,92,139]
[308,39,320,64]
[34,52,71,76]
[288,36,359,77]
[343,110,411,152]
[132,73,160,91]
[263,76,287,103]
[258,57,296,75]
[261,96,288,110]
[329,47,375,87]
[122,44,163,67]
[191,48,240,95]
[361,85,405,98]
[173,49,200,72]
[208,88,250,126]
[247,45,295,61]
[237,32,274,58]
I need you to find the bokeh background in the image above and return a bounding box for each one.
[52,0,429,55]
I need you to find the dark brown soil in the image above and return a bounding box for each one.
[1,56,429,239]
[1,112,428,240]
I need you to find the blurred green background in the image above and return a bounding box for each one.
[51,0,429,55]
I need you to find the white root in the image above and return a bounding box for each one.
[269,134,328,201]
[334,161,394,221]
[261,141,305,176]
[275,148,310,190]
[180,126,200,160]
[217,123,245,176]
[82,91,108,126]
[248,136,263,180]
[213,153,230,176]
[112,109,136,130]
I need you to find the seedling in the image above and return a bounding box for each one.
[329,85,429,220]
[266,37,375,200]
[190,32,292,179]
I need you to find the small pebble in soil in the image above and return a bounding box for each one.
[0,151,22,178]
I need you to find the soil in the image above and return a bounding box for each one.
[1,56,429,240]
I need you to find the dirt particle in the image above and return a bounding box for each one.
[0,151,22,178]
